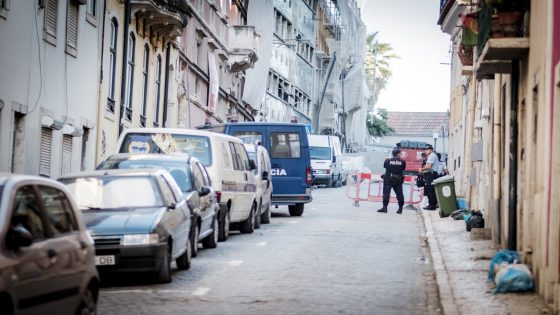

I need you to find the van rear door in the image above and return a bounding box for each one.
[266,126,309,197]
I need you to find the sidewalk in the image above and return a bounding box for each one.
[421,209,552,315]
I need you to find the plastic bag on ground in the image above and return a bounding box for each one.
[494,264,534,293]
[487,250,520,282]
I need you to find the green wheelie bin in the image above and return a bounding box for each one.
[433,175,458,217]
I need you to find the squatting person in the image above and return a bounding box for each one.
[377,148,407,214]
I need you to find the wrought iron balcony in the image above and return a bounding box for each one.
[475,0,530,79]
[228,25,259,72]
[131,0,188,37]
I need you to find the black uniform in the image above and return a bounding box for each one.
[382,157,406,208]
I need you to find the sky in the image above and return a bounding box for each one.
[359,0,452,113]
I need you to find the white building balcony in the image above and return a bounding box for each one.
[228,25,259,72]
[131,0,188,37]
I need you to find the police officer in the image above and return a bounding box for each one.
[377,148,407,214]
[419,144,440,210]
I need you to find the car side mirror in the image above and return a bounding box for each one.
[7,225,33,250]
[167,201,177,210]
[262,171,269,181]
[198,186,211,197]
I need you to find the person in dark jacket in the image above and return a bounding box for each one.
[377,148,407,214]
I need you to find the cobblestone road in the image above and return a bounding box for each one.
[98,186,441,315]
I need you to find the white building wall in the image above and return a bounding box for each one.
[0,1,100,176]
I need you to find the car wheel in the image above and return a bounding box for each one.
[218,208,230,242]
[240,203,255,234]
[76,285,97,315]
[157,243,172,283]
[191,224,199,258]
[261,199,271,224]
[288,203,304,216]
[176,234,192,270]
[254,200,262,229]
[202,214,219,249]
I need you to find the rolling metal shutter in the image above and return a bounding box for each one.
[40,128,53,177]
[61,134,72,175]
[45,0,59,37]
[66,2,79,49]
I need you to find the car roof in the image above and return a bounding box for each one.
[106,153,193,162]
[0,173,68,189]
[59,168,166,180]
[218,122,307,127]
[122,127,242,142]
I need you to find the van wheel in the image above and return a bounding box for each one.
[288,204,304,216]
[218,209,230,242]
[240,203,255,234]
[261,198,271,224]
[202,214,218,249]
[254,201,262,229]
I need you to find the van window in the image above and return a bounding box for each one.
[220,142,232,168]
[270,132,301,159]
[235,143,251,170]
[233,131,262,145]
[229,142,243,170]
[310,146,331,160]
[120,133,212,166]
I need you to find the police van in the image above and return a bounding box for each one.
[200,122,312,217]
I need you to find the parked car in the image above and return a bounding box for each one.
[59,169,196,283]
[308,134,344,187]
[201,122,312,216]
[244,143,273,225]
[114,128,258,240]
[96,153,219,257]
[0,174,99,314]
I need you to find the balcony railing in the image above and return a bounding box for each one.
[475,0,530,79]
[131,0,188,37]
[228,25,259,72]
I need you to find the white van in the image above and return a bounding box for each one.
[244,143,273,226]
[308,134,343,187]
[115,128,259,241]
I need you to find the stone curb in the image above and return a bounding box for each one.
[420,210,460,315]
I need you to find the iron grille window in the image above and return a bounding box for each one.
[153,55,162,125]
[124,32,135,121]
[66,1,79,56]
[107,18,118,112]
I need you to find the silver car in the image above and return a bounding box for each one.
[0,174,99,315]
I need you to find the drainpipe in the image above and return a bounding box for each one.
[162,42,171,127]
[313,52,336,134]
[508,62,519,251]
[95,0,109,164]
[118,0,131,136]
[493,75,502,245]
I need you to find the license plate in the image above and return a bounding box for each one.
[95,255,115,266]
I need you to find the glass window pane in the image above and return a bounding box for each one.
[11,186,47,240]
[270,132,301,158]
[38,185,78,235]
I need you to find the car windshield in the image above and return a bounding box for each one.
[120,133,212,166]
[98,159,193,193]
[310,147,331,160]
[61,176,164,210]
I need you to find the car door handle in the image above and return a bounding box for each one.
[80,241,88,250]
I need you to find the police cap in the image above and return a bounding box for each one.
[425,144,433,150]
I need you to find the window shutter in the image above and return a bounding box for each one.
[40,128,53,177]
[66,2,79,49]
[61,134,73,175]
[45,0,58,37]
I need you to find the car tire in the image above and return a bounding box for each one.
[218,208,230,242]
[157,243,172,283]
[288,203,304,216]
[191,224,199,258]
[261,198,271,224]
[76,284,97,315]
[202,214,219,249]
[254,201,262,229]
[240,203,255,234]
[176,235,192,270]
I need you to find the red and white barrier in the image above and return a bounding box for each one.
[345,173,424,208]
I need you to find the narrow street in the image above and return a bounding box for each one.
[98,187,441,315]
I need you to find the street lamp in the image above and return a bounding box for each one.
[433,132,439,152]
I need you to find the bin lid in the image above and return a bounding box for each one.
[433,175,455,184]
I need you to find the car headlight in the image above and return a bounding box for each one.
[122,233,160,246]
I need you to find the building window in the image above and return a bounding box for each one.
[11,112,24,173]
[0,0,9,20]
[153,55,162,126]
[61,134,72,175]
[86,0,96,25]
[40,128,53,177]
[44,0,59,45]
[141,44,149,125]
[107,18,118,112]
[65,1,79,57]
[195,76,200,97]
[124,32,135,121]
[196,38,203,65]
[80,127,89,171]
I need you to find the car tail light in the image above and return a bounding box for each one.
[216,191,222,203]
[325,169,331,174]
[306,167,312,185]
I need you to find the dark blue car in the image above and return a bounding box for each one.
[200,122,312,216]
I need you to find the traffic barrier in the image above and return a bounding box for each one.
[345,173,424,208]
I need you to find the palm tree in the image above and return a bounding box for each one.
[365,32,399,110]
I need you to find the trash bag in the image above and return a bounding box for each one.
[466,214,484,231]
[450,209,470,220]
[494,264,534,293]
[487,250,520,282]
